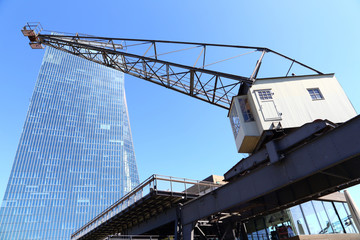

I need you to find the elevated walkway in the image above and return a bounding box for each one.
[106,235,173,240]
[71,175,223,240]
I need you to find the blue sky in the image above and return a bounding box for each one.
[0,0,360,212]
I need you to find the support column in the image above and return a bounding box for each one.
[239,222,249,240]
[175,204,183,240]
[183,223,194,240]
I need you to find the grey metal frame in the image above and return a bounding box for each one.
[179,116,360,239]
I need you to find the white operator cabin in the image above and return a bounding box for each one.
[229,74,357,153]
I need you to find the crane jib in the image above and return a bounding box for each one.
[22,22,323,110]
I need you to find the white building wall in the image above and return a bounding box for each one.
[248,74,357,131]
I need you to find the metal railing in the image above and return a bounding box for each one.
[106,235,173,240]
[71,174,223,240]
[21,22,43,36]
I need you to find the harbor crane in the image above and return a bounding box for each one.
[21,22,360,240]
[23,22,353,154]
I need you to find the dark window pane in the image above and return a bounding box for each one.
[239,98,254,122]
[255,218,268,240]
[258,90,273,100]
[246,219,258,238]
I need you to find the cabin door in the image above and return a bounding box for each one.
[254,89,282,121]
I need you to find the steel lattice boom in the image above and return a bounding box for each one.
[22,22,323,109]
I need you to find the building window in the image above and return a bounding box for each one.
[257,90,273,100]
[308,88,324,100]
[239,98,254,122]
[301,201,322,234]
[334,202,358,234]
[322,201,344,233]
[230,105,240,138]
[290,205,310,235]
[229,105,241,138]
[312,200,335,234]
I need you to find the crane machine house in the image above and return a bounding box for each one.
[229,73,357,153]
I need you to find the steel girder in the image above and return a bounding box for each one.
[179,116,360,239]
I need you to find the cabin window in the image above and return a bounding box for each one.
[229,105,241,138]
[257,90,273,100]
[238,98,254,122]
[307,88,324,100]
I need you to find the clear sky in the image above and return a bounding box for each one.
[0,0,360,213]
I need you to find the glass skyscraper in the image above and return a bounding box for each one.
[0,47,139,239]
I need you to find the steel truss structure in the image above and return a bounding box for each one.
[22,22,323,109]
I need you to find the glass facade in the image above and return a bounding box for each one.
[246,200,359,240]
[0,47,139,239]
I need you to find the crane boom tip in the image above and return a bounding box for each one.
[21,22,44,49]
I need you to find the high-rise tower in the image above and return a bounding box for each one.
[0,47,139,239]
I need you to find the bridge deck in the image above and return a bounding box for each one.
[71,175,222,240]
